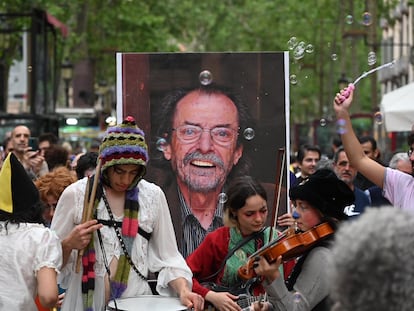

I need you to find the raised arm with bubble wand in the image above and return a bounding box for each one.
[333,61,396,193]
[337,60,395,103]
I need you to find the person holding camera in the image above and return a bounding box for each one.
[10,125,48,180]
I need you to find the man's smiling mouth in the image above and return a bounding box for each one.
[191,160,215,167]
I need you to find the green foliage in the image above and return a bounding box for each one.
[0,0,395,121]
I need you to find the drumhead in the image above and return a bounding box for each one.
[107,296,188,311]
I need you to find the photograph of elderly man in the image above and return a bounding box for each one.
[116,52,289,257]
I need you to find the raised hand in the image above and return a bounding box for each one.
[333,83,354,114]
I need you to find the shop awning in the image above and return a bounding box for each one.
[380,82,414,132]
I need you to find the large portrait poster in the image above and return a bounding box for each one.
[116,52,290,256]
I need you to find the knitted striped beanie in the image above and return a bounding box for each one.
[99,116,148,189]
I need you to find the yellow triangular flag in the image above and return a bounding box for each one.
[0,153,13,213]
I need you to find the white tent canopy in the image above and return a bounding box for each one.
[380,82,414,132]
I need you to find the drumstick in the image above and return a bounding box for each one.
[81,177,91,225]
[75,159,102,273]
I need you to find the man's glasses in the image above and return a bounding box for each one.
[172,125,239,146]
[408,148,413,157]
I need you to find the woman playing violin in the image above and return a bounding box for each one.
[251,169,354,311]
[186,176,281,311]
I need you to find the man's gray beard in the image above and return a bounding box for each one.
[183,175,223,193]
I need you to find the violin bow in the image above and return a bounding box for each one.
[268,147,286,243]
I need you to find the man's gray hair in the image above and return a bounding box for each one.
[330,207,414,311]
[388,152,410,169]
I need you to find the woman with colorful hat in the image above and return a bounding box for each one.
[251,168,355,311]
[50,116,204,311]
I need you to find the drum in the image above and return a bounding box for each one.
[107,295,189,311]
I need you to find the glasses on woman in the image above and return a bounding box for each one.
[172,125,239,146]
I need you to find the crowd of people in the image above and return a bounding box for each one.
[1,81,414,311]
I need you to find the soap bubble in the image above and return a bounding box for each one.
[199,70,213,85]
[218,192,228,204]
[374,111,383,124]
[305,44,314,54]
[287,37,298,50]
[367,51,377,66]
[156,138,168,152]
[336,118,347,134]
[293,292,302,304]
[293,41,306,60]
[243,127,255,140]
[362,12,372,26]
[290,74,298,85]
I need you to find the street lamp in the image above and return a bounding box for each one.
[61,58,73,107]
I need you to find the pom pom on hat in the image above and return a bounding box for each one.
[289,168,355,220]
[0,153,40,214]
[99,116,148,189]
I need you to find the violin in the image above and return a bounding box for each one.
[238,222,334,280]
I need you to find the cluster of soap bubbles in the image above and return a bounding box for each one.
[345,12,372,26]
[287,37,314,61]
[287,37,315,85]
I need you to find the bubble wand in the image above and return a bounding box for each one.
[341,60,395,100]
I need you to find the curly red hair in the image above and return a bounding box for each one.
[35,167,77,203]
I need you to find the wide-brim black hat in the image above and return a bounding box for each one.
[0,153,40,214]
[289,168,355,220]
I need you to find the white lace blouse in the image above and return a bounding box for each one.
[51,178,192,311]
